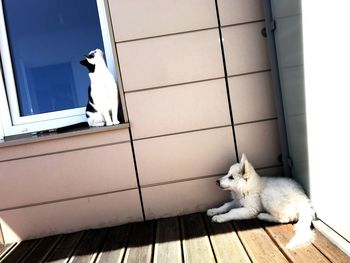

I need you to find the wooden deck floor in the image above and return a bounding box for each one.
[1,213,349,263]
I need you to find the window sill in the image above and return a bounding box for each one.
[0,123,130,148]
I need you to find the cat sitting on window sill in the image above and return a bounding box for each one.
[80,49,120,127]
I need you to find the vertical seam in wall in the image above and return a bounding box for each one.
[150,220,157,263]
[117,56,147,220]
[105,0,146,221]
[214,0,239,162]
[117,36,147,219]
[128,128,146,221]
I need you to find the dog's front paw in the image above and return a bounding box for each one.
[212,215,226,223]
[206,208,218,217]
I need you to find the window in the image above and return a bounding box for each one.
[0,0,118,138]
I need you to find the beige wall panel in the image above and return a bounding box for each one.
[109,0,217,42]
[143,176,231,220]
[117,29,224,92]
[134,127,236,186]
[0,190,142,243]
[0,143,137,210]
[126,79,230,139]
[217,0,264,26]
[0,128,130,162]
[222,22,270,76]
[235,119,281,168]
[229,71,276,124]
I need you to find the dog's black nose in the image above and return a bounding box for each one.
[216,180,220,186]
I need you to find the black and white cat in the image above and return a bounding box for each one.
[80,49,119,127]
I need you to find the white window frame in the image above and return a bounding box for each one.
[0,0,117,138]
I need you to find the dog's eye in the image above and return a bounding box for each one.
[229,175,234,180]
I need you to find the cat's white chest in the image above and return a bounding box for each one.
[89,72,114,109]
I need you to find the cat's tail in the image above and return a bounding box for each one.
[286,200,316,249]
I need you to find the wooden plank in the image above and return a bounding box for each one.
[181,213,215,263]
[43,231,84,263]
[264,223,331,262]
[154,217,182,263]
[123,221,155,263]
[203,215,251,263]
[0,243,16,261]
[233,220,288,263]
[69,229,108,263]
[95,224,130,263]
[20,235,62,263]
[312,230,350,263]
[1,239,40,263]
[264,223,330,262]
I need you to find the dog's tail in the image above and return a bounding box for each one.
[286,200,316,249]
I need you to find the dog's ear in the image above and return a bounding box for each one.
[240,153,247,172]
[240,153,247,165]
[242,160,254,180]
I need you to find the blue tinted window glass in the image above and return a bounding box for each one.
[3,0,104,116]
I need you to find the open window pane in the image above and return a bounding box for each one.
[3,0,104,116]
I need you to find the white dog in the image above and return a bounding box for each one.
[80,49,119,127]
[207,154,315,249]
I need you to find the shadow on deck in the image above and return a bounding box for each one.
[0,213,349,262]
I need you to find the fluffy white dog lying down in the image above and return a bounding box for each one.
[207,154,315,249]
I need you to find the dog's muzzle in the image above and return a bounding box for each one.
[216,179,221,187]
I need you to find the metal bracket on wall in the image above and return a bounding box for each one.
[261,20,276,38]
[270,20,277,32]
